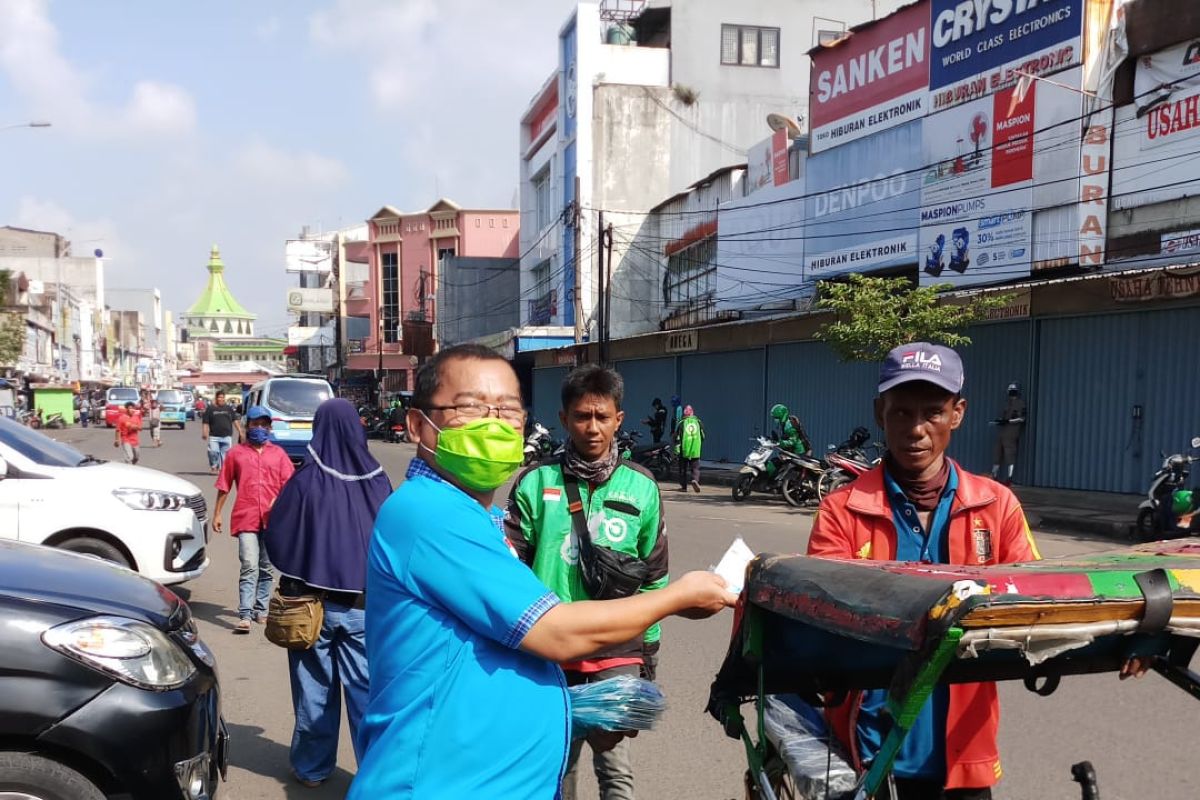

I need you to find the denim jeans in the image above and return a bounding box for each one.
[208,435,233,470]
[287,601,369,782]
[562,665,639,800]
[236,532,273,621]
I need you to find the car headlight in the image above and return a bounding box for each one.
[113,488,188,511]
[42,615,197,691]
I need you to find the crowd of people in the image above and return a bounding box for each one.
[202,342,1144,799]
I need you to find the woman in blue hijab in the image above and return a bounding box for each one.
[264,397,392,788]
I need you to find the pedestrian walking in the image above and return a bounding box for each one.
[348,344,733,800]
[506,364,669,800]
[148,398,162,447]
[676,405,704,493]
[264,398,391,788]
[202,390,242,474]
[113,402,142,464]
[212,406,294,634]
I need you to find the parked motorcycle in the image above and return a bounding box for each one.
[631,438,678,481]
[779,451,826,508]
[616,429,641,460]
[42,412,65,429]
[523,422,561,466]
[1135,436,1200,541]
[16,409,36,428]
[817,428,884,500]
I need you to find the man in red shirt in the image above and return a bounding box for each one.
[113,401,143,464]
[213,405,295,633]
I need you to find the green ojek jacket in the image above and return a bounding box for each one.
[677,415,704,459]
[504,459,669,659]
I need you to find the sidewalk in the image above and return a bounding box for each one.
[696,461,1138,541]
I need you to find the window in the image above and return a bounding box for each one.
[721,25,780,68]
[381,251,400,344]
[531,259,552,295]
[664,238,717,310]
[533,168,554,231]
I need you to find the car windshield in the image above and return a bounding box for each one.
[266,380,332,417]
[107,388,139,405]
[157,390,185,404]
[0,417,90,467]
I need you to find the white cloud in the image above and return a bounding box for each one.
[233,140,350,188]
[0,0,196,139]
[15,196,134,273]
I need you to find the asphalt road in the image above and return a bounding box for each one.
[50,425,1200,799]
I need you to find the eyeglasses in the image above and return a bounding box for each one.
[423,403,526,424]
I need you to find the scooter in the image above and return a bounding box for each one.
[43,412,65,429]
[732,437,811,503]
[780,451,826,508]
[1135,435,1200,541]
[523,422,560,466]
[616,429,641,460]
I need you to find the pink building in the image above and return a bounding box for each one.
[345,199,519,391]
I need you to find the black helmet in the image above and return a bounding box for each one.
[850,426,870,447]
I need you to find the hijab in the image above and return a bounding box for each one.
[264,398,393,592]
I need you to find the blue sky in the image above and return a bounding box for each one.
[0,0,570,335]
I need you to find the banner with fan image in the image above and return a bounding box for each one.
[918,84,1035,288]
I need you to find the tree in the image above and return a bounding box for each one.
[0,271,25,368]
[815,274,1013,363]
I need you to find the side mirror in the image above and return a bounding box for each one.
[826,444,836,452]
[1191,436,1200,450]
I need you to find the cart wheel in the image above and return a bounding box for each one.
[732,475,753,502]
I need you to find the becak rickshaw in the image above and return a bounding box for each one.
[708,540,1200,799]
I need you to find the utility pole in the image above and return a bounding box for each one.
[597,210,605,364]
[572,176,583,344]
[604,222,613,367]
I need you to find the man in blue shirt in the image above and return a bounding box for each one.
[350,344,735,799]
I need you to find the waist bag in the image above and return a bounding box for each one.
[563,473,649,600]
[264,590,324,650]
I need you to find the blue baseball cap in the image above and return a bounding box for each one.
[878,342,964,396]
[246,405,272,421]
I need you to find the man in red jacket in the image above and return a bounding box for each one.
[808,343,1039,799]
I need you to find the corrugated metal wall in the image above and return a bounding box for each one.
[1034,314,1143,492]
[765,342,879,451]
[679,349,766,462]
[614,357,678,426]
[1138,309,1200,481]
[949,322,1035,480]
[531,366,569,440]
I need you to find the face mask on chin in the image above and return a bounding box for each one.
[419,411,524,491]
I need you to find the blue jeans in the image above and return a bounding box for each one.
[236,532,273,621]
[287,602,369,782]
[208,435,232,470]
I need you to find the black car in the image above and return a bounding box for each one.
[0,539,227,800]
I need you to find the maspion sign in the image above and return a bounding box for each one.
[809,1,930,153]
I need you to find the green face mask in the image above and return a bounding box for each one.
[421,414,525,491]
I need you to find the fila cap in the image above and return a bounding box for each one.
[878,342,964,395]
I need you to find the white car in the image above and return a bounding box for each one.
[0,417,208,585]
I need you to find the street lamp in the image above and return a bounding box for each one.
[1,121,51,131]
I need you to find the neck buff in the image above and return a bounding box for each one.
[887,455,951,512]
[562,438,620,485]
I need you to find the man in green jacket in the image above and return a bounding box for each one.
[676,405,704,493]
[505,364,669,800]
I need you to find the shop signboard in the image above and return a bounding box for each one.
[804,120,923,279]
[809,1,930,153]
[928,0,1082,112]
[1111,82,1200,211]
[746,128,789,193]
[919,83,1035,287]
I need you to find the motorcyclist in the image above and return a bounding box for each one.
[769,404,812,456]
